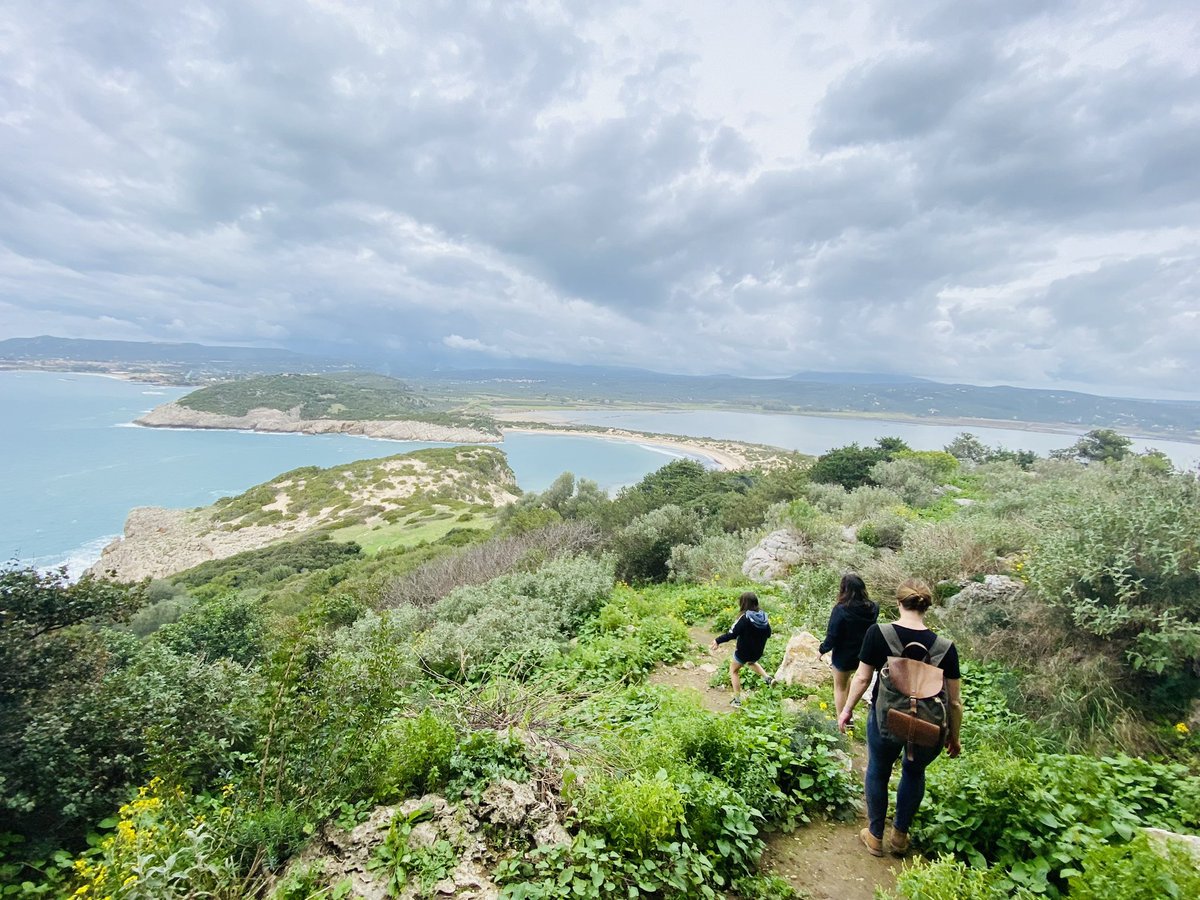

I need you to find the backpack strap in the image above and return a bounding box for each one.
[880,623,905,657]
[928,635,953,667]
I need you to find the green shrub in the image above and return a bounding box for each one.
[576,770,686,852]
[668,532,748,583]
[732,873,808,900]
[857,508,910,550]
[869,458,940,507]
[372,710,457,799]
[898,520,992,586]
[1069,832,1200,899]
[1024,461,1200,679]
[611,505,704,583]
[884,856,1037,900]
[840,485,906,525]
[914,748,1200,896]
[785,566,842,633]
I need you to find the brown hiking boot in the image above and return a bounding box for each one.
[889,829,910,856]
[859,828,883,857]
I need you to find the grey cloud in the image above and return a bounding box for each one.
[1,0,1198,396]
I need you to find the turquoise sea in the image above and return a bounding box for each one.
[0,372,701,572]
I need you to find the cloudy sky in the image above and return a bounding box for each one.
[2,1,1198,397]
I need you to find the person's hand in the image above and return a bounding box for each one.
[836,707,853,734]
[946,737,961,758]
[708,639,718,652]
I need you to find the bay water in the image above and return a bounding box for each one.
[0,372,697,571]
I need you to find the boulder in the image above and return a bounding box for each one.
[773,631,831,688]
[742,529,808,582]
[946,575,1025,609]
[1145,828,1200,860]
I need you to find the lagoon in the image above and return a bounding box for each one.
[529,408,1200,471]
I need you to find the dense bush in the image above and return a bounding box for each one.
[1024,461,1200,679]
[913,748,1200,896]
[416,555,616,678]
[1068,833,1200,899]
[807,438,908,489]
[610,505,704,583]
[668,532,749,583]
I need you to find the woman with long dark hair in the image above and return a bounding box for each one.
[819,573,879,721]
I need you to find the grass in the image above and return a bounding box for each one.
[330,510,497,554]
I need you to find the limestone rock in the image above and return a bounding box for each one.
[698,663,717,674]
[742,529,808,583]
[952,498,975,507]
[773,631,831,688]
[941,575,1025,637]
[840,526,858,543]
[1187,697,1200,732]
[946,575,1025,609]
[479,779,537,827]
[271,795,499,900]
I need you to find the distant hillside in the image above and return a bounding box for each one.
[172,373,500,435]
[419,368,1200,438]
[90,446,519,580]
[0,335,356,383]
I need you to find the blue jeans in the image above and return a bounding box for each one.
[865,709,943,839]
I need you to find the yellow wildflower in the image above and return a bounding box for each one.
[1176,722,1190,735]
[122,876,138,888]
[819,701,828,711]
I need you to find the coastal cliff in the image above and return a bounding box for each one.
[136,401,500,443]
[90,446,519,580]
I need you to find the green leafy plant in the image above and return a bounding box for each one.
[370,805,458,898]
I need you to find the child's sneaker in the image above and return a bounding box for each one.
[730,696,742,708]
[764,675,776,687]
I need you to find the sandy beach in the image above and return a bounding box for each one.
[498,426,752,471]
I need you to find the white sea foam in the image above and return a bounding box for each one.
[31,534,120,580]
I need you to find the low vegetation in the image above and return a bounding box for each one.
[178,372,501,434]
[2,428,1197,897]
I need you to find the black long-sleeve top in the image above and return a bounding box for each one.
[819,601,879,671]
[715,609,772,664]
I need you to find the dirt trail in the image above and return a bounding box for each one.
[649,628,901,900]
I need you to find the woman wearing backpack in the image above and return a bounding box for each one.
[836,578,962,857]
[818,573,879,724]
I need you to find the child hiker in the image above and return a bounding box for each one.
[710,591,774,707]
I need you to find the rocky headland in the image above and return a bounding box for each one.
[136,401,500,444]
[90,447,519,581]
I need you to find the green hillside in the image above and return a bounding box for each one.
[5,433,1199,898]
[177,372,500,433]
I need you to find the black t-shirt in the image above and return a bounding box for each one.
[859,623,960,701]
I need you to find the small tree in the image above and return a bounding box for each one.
[1054,429,1133,464]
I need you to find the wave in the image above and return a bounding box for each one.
[27,534,120,580]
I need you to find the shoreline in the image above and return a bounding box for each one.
[499,426,749,471]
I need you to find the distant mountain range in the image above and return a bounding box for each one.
[4,336,1199,438]
[0,335,357,382]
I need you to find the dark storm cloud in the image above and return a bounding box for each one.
[1,0,1198,395]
